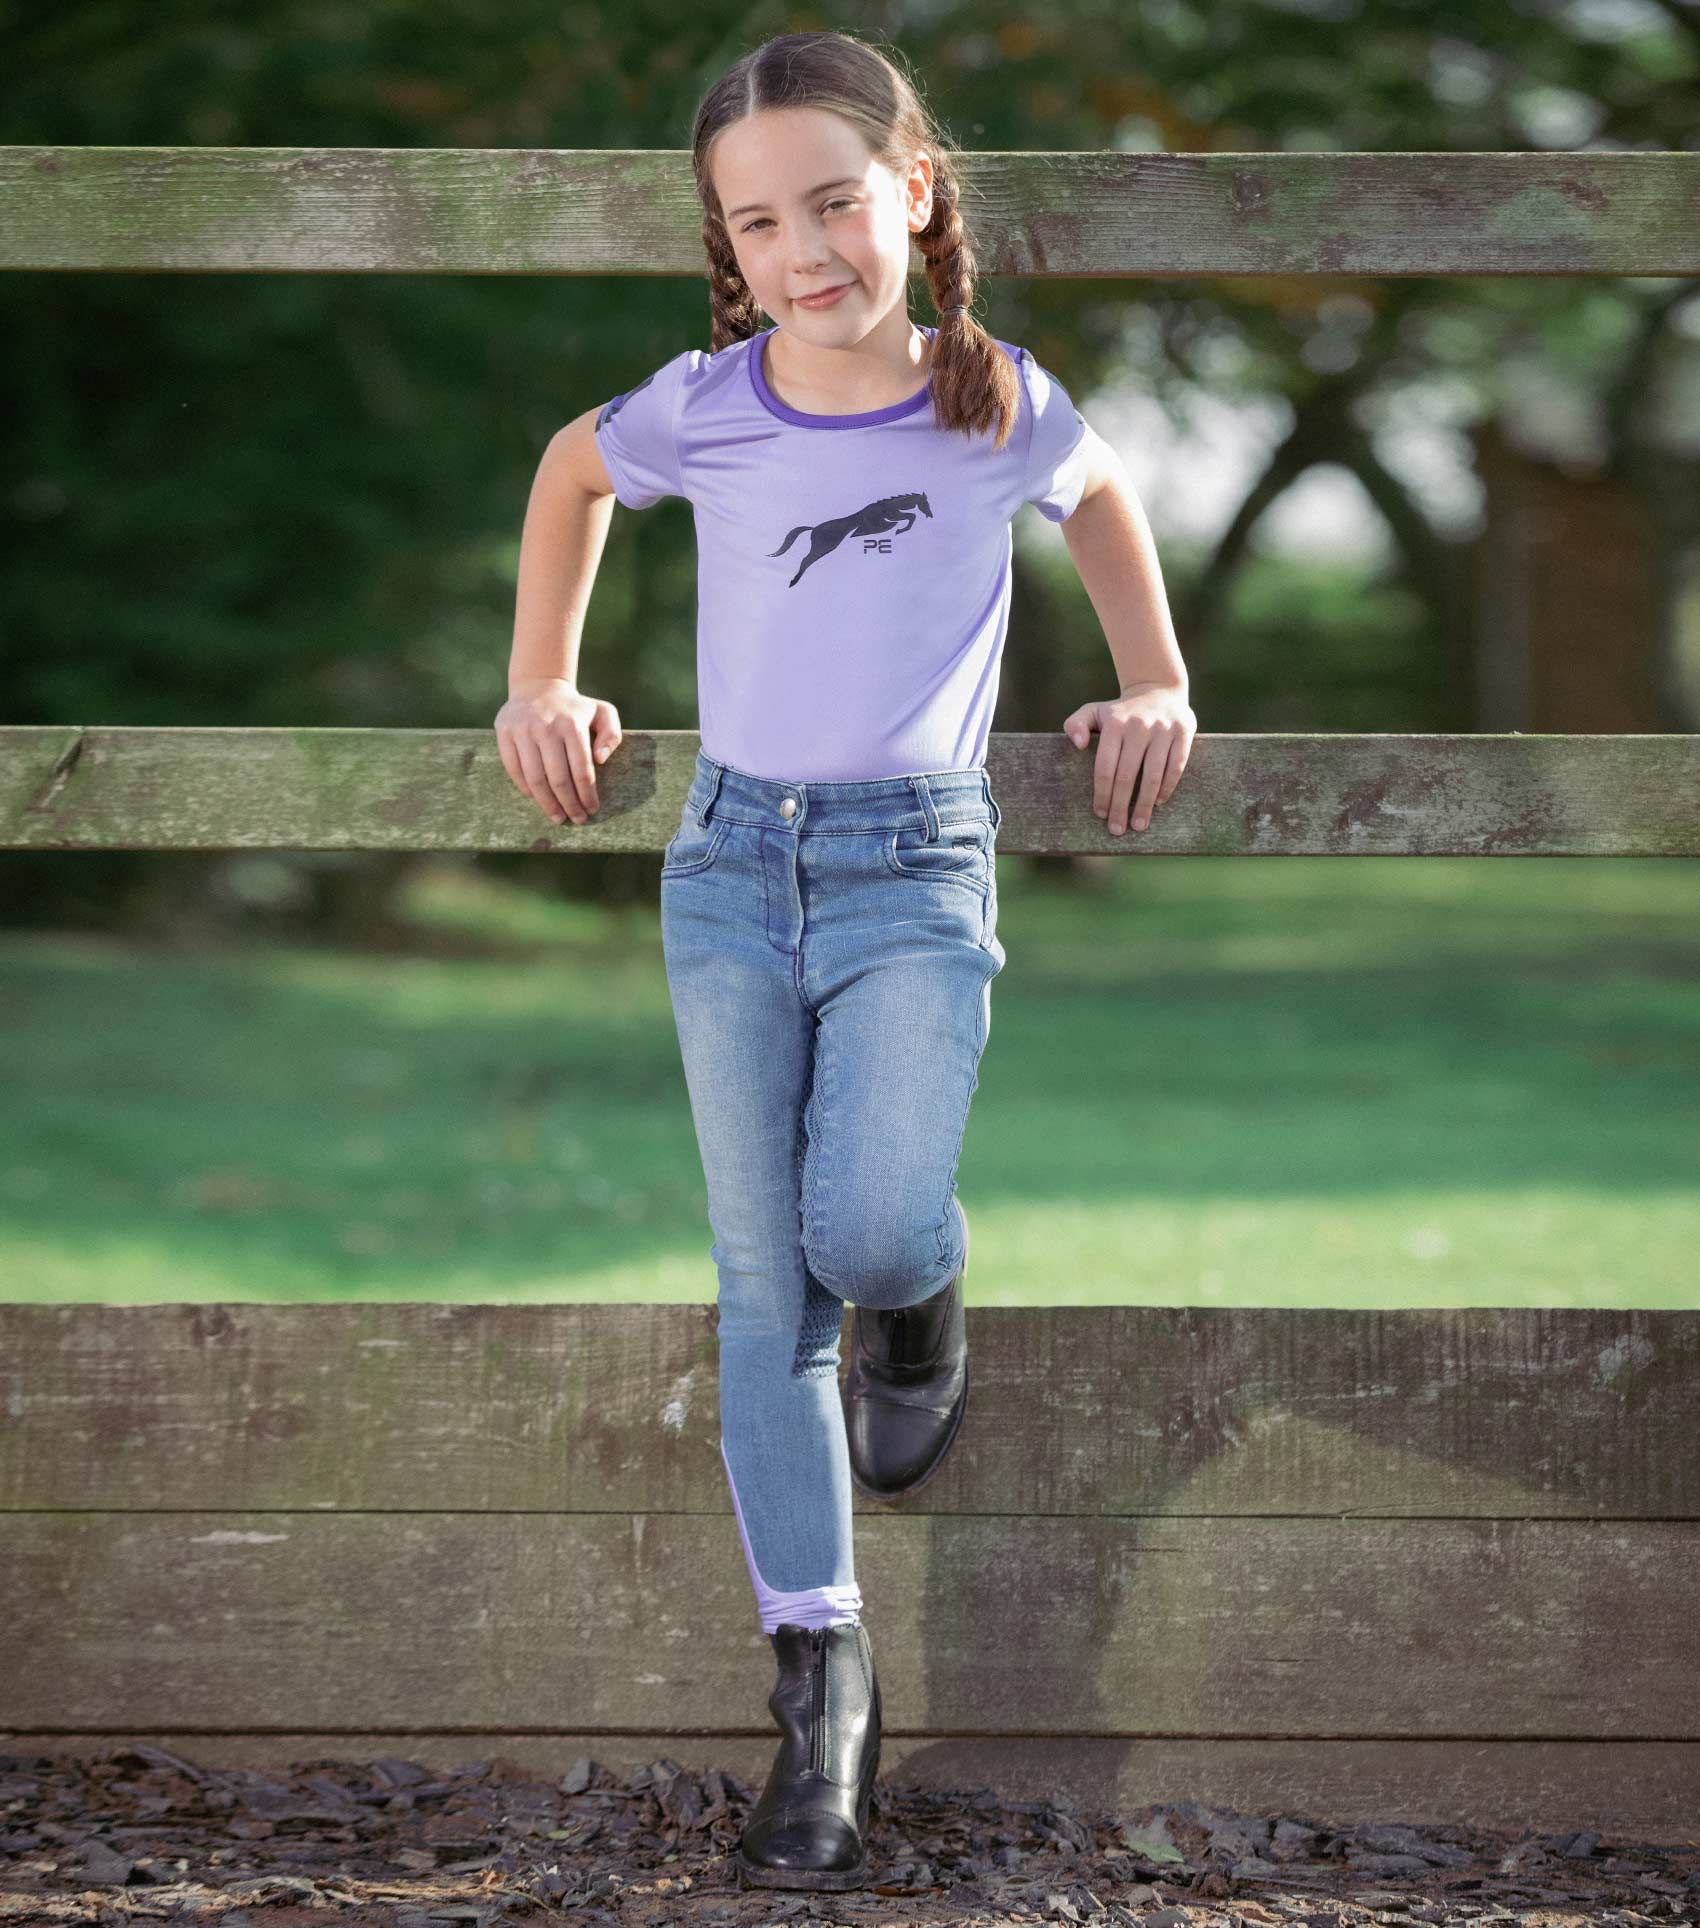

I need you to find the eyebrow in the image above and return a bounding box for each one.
[726,177,862,220]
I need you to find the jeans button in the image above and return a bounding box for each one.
[779,797,797,819]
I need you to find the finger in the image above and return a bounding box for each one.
[517,735,573,825]
[1092,732,1116,818]
[1093,726,1126,820]
[1102,726,1148,834]
[541,731,597,822]
[569,731,601,816]
[1131,735,1176,830]
[1155,737,1190,803]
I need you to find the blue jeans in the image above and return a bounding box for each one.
[660,748,1006,1634]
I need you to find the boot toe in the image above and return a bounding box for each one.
[847,1398,954,1494]
[741,1807,863,1873]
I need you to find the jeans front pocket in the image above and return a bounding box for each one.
[661,809,731,876]
[883,817,993,891]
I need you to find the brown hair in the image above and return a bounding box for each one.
[691,30,1023,452]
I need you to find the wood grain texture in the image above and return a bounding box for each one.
[2,1305,1694,1517]
[4,148,1700,275]
[4,1511,1697,1735]
[5,727,1699,854]
[5,1304,1696,1828]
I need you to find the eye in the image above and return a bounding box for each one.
[740,197,856,235]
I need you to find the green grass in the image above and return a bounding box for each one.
[3,853,1696,1306]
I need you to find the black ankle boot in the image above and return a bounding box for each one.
[843,1196,970,1500]
[735,1619,882,1890]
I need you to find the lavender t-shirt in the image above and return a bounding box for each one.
[594,323,1091,782]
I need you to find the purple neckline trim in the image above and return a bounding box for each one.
[749,324,938,428]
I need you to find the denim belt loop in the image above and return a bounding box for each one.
[695,758,726,826]
[907,773,941,842]
[985,775,1003,834]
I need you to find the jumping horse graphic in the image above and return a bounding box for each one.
[769,492,935,587]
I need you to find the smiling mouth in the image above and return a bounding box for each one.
[797,284,851,300]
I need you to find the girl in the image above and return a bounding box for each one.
[496,29,1196,1894]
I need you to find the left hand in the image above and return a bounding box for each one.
[1061,682,1197,835]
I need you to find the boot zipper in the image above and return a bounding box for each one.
[811,1628,824,1775]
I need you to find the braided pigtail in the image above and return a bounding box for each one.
[912,160,1022,451]
[701,205,765,355]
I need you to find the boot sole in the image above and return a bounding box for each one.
[733,1745,881,1890]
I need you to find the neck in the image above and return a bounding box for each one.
[765,318,933,410]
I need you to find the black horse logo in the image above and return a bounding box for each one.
[769,492,935,587]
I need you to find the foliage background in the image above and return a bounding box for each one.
[2,4,1697,1307]
[5,1,1699,930]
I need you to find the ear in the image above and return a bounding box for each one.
[904,150,935,232]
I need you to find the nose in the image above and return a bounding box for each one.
[784,220,833,266]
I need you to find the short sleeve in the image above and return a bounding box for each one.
[594,350,691,509]
[1019,347,1091,523]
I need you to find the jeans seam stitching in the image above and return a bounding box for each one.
[660,817,728,876]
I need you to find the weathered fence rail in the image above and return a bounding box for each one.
[4,144,1697,1840]
[2,1302,1697,1837]
[4,147,1700,276]
[5,726,1700,855]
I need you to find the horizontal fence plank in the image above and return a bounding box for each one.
[4,1511,1696,1737]
[3,1733,1694,1844]
[5,148,1700,276]
[5,727,1700,855]
[3,1305,1694,1517]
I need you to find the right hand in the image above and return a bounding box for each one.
[494,678,622,825]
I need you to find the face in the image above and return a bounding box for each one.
[708,105,933,341]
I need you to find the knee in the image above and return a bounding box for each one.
[804,1214,952,1311]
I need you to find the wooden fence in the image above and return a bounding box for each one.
[3,145,1699,1842]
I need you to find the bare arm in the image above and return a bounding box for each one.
[508,408,620,696]
[1055,431,1198,837]
[1060,430,1189,701]
[496,411,627,826]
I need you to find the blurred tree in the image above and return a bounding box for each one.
[2,0,1697,933]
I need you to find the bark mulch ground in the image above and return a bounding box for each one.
[1,1745,1695,1927]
